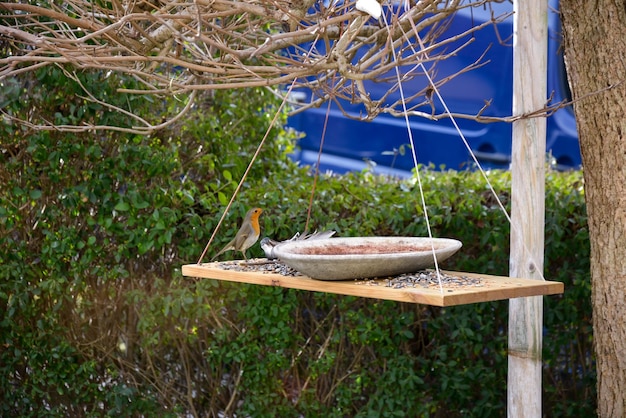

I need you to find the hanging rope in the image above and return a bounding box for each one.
[303,99,332,235]
[196,80,298,264]
[381,11,445,293]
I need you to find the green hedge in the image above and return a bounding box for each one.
[0,69,593,416]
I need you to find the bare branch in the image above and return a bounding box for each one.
[0,0,528,130]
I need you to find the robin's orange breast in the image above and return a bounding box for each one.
[249,209,262,236]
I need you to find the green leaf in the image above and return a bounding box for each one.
[218,191,228,206]
[132,198,150,210]
[29,189,42,200]
[138,240,154,255]
[114,201,130,211]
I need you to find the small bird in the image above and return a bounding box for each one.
[211,207,263,261]
[261,229,336,259]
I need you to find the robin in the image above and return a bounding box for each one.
[211,207,263,261]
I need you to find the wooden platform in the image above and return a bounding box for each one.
[181,260,564,307]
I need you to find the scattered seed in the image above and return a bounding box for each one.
[356,271,484,289]
[216,260,301,276]
[214,259,484,288]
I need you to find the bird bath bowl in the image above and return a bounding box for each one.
[272,236,463,280]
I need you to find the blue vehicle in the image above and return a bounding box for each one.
[287,0,580,176]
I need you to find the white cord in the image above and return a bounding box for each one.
[381,12,445,293]
[396,9,547,281]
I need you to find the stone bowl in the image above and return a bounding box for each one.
[272,236,462,280]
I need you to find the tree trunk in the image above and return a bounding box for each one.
[560,1,626,415]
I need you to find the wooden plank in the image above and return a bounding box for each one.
[508,0,548,415]
[181,262,563,307]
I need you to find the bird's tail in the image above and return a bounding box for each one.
[211,247,227,262]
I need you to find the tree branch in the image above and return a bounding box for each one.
[0,0,515,130]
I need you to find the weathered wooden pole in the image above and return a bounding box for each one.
[508,0,547,416]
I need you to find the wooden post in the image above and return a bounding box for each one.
[508,0,547,416]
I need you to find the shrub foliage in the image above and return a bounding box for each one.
[0,69,593,417]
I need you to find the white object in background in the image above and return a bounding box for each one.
[355,0,382,19]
